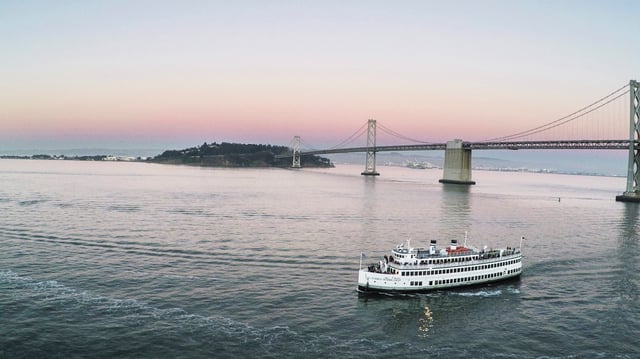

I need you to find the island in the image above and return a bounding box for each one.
[0,142,333,168]
[149,142,333,168]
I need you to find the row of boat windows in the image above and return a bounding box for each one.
[397,254,478,264]
[409,250,518,265]
[419,256,478,265]
[395,253,479,262]
[399,258,521,277]
[410,268,521,287]
[418,252,511,265]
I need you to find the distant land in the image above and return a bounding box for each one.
[325,150,627,177]
[0,142,333,168]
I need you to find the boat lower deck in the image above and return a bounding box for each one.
[357,272,522,294]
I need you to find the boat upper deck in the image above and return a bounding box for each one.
[388,238,521,270]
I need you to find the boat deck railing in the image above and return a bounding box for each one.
[390,250,522,270]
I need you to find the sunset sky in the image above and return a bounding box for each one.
[1,0,639,151]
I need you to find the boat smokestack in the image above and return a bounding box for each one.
[430,239,437,255]
[450,239,458,250]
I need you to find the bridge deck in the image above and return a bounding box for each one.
[276,140,634,157]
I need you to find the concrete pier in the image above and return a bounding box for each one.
[361,119,380,176]
[439,139,476,185]
[616,80,640,202]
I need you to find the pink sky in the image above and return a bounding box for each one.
[1,1,638,150]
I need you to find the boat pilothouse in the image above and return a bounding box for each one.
[358,234,524,294]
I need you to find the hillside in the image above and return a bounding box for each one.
[150,142,333,168]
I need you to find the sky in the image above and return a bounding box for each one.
[1,0,639,151]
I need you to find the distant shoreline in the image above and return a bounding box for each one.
[0,141,335,169]
[0,154,146,162]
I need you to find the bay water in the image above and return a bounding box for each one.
[1,159,638,358]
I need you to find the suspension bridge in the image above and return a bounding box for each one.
[278,80,640,202]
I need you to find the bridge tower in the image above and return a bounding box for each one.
[361,119,380,176]
[617,80,640,202]
[439,139,476,185]
[291,136,301,168]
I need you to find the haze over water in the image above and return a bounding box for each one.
[1,159,638,358]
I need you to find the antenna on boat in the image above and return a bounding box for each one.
[359,251,364,270]
[464,231,468,247]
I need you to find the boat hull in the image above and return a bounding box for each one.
[357,273,521,294]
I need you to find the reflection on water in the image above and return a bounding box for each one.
[438,183,471,239]
[418,305,433,337]
[616,203,639,305]
[619,202,639,239]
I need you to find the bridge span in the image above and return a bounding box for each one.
[283,80,640,202]
[296,139,633,156]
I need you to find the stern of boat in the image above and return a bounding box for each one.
[357,269,369,292]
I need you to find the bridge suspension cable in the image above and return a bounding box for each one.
[485,83,630,142]
[299,138,320,151]
[327,121,368,149]
[291,121,369,153]
[377,122,435,144]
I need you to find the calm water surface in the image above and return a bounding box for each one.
[1,159,638,358]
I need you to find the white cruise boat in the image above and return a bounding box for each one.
[357,235,523,294]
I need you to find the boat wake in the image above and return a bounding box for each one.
[0,268,480,358]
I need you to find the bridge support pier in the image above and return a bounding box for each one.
[291,136,301,168]
[361,119,380,176]
[617,80,640,202]
[439,139,476,185]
